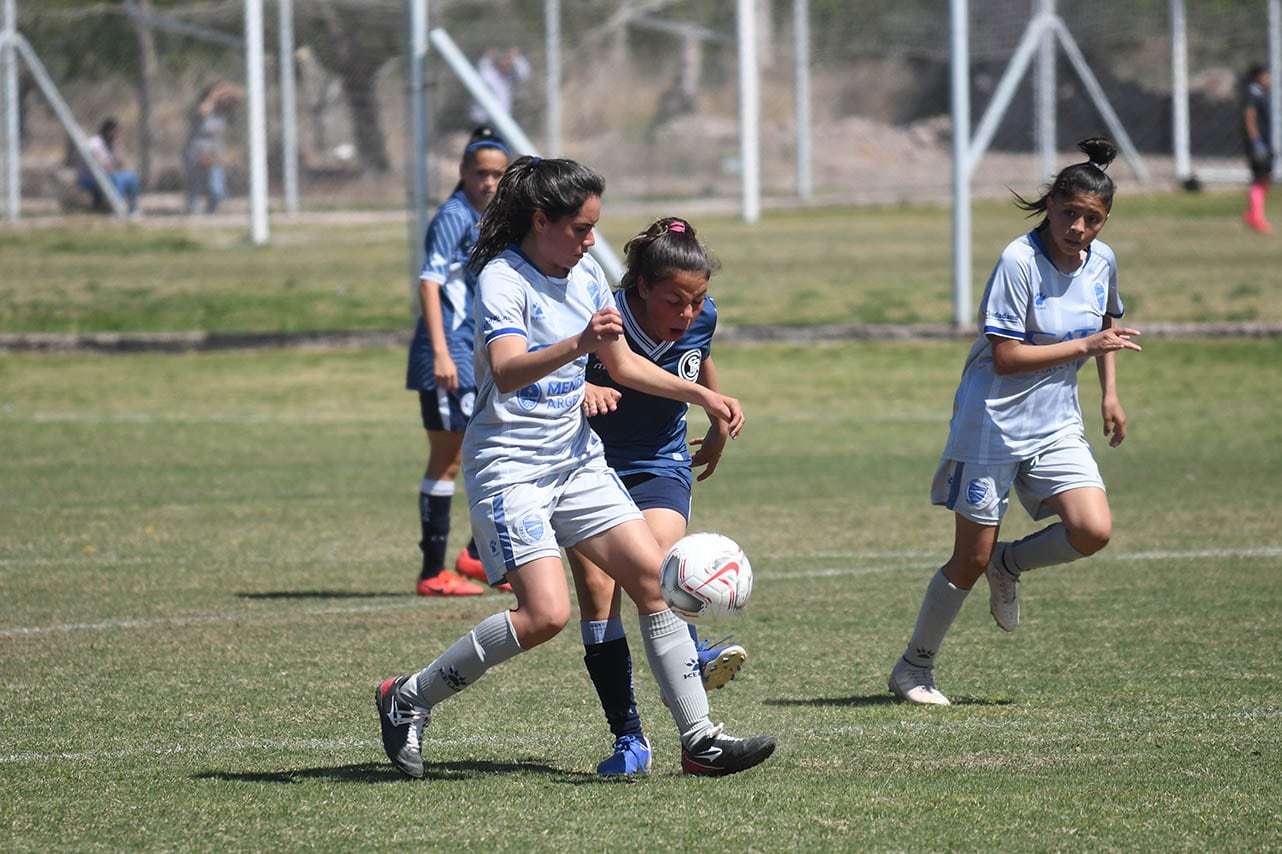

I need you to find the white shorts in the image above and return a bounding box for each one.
[931,433,1105,526]
[469,459,644,585]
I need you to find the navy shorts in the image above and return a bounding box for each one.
[621,472,692,522]
[418,387,476,433]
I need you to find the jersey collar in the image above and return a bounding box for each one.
[618,291,674,360]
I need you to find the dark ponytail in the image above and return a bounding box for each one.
[467,156,606,274]
[1013,137,1118,220]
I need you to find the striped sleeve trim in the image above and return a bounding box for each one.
[484,327,527,345]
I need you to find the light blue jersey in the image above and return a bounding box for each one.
[943,229,1124,464]
[462,247,613,499]
[406,190,480,392]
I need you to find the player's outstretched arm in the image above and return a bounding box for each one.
[596,334,743,438]
[991,325,1141,376]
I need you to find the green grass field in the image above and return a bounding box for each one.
[2,336,1280,850]
[3,192,1280,849]
[1,189,1279,334]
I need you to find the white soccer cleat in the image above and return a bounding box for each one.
[986,543,1020,632]
[888,658,951,706]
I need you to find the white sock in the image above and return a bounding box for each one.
[902,568,969,668]
[1005,522,1087,574]
[422,477,455,497]
[402,611,523,709]
[638,609,715,746]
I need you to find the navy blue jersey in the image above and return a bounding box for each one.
[406,190,480,392]
[585,290,718,487]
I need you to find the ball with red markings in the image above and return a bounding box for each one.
[659,533,753,620]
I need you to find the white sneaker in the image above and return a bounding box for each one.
[986,543,1020,632]
[888,659,950,706]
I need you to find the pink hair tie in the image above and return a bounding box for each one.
[668,221,686,233]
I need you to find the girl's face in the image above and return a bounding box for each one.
[633,269,709,342]
[460,148,507,212]
[1042,192,1109,270]
[528,195,599,277]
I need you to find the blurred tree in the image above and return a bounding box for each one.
[296,0,400,173]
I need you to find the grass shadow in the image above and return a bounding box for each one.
[236,591,407,600]
[195,759,594,785]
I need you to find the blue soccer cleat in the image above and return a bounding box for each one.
[596,734,652,776]
[695,636,747,691]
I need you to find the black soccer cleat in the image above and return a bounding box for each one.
[680,726,777,777]
[375,675,431,779]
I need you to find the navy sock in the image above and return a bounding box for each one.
[583,637,642,739]
[418,493,452,579]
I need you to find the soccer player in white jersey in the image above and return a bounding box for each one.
[567,216,748,776]
[375,156,777,778]
[888,138,1143,706]
[406,128,509,597]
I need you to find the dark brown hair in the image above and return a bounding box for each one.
[618,216,719,292]
[467,156,605,273]
[1013,137,1118,222]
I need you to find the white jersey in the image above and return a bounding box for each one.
[943,230,1124,464]
[462,247,613,499]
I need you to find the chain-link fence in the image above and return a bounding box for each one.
[2,0,1274,218]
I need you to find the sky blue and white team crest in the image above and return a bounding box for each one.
[518,512,546,544]
[966,477,998,511]
[517,383,541,411]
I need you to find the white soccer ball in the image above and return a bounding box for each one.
[659,532,753,620]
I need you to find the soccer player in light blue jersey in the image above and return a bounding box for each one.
[376,156,776,778]
[566,216,748,776]
[889,138,1143,706]
[406,128,508,597]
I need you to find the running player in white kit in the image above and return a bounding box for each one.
[889,138,1143,706]
[375,156,777,777]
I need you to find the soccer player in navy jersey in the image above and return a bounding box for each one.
[375,156,776,779]
[889,138,1143,706]
[1242,63,1274,234]
[567,217,748,775]
[406,128,508,597]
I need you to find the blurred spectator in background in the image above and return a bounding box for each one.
[468,47,530,125]
[1241,63,1273,234]
[184,80,244,215]
[78,118,140,216]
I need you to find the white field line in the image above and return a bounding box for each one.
[1,545,1278,639]
[3,708,1280,767]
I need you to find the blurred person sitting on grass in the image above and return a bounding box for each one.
[77,118,140,217]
